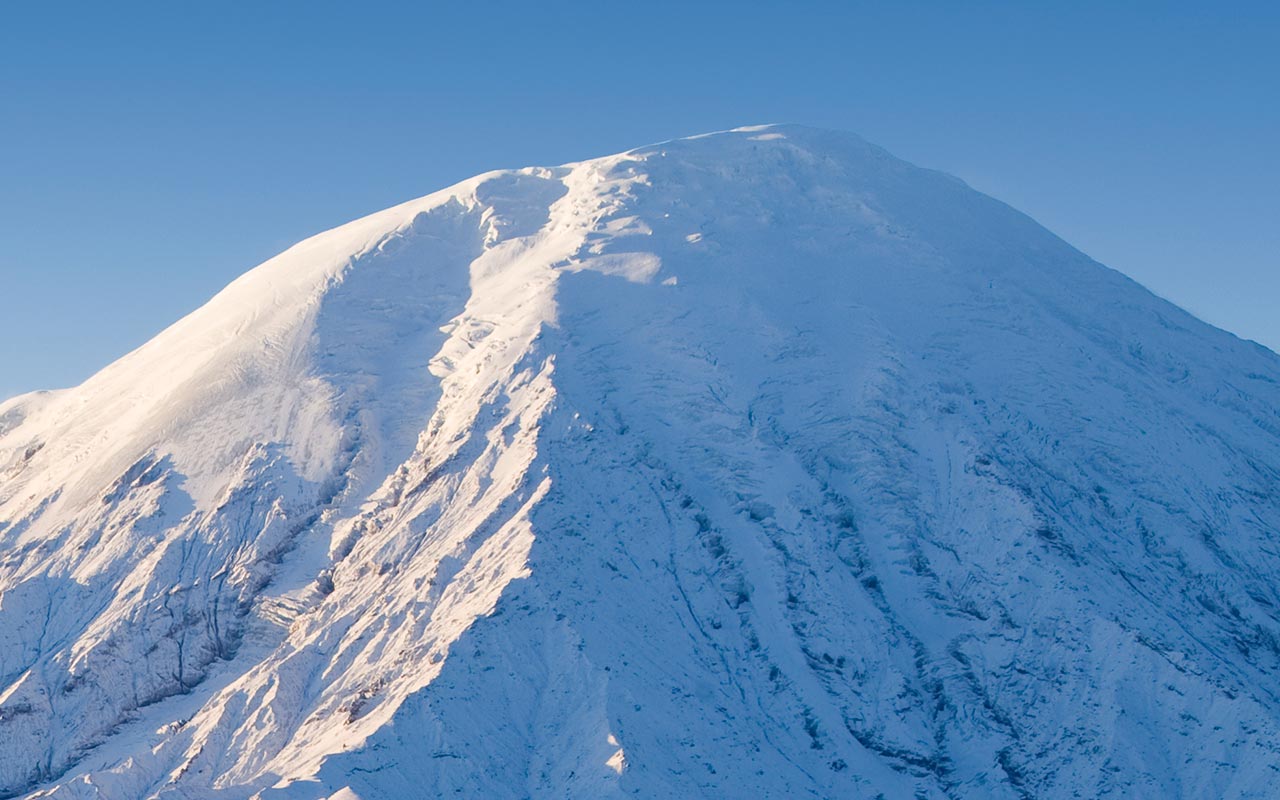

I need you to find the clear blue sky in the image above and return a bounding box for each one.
[2,1,1277,400]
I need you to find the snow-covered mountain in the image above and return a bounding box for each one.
[2,125,1279,799]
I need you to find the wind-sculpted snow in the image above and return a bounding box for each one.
[2,126,1279,799]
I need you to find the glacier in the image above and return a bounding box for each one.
[1,124,1279,799]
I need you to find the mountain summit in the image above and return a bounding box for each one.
[2,125,1279,799]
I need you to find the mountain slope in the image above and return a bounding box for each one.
[2,125,1280,799]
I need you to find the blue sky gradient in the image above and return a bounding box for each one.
[1,1,1276,399]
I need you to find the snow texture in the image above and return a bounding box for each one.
[2,125,1280,799]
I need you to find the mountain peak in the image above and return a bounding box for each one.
[3,127,1279,799]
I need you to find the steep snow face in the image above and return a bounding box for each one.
[3,125,1280,799]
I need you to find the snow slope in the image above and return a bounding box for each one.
[2,125,1280,799]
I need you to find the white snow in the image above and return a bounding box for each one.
[2,124,1280,799]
